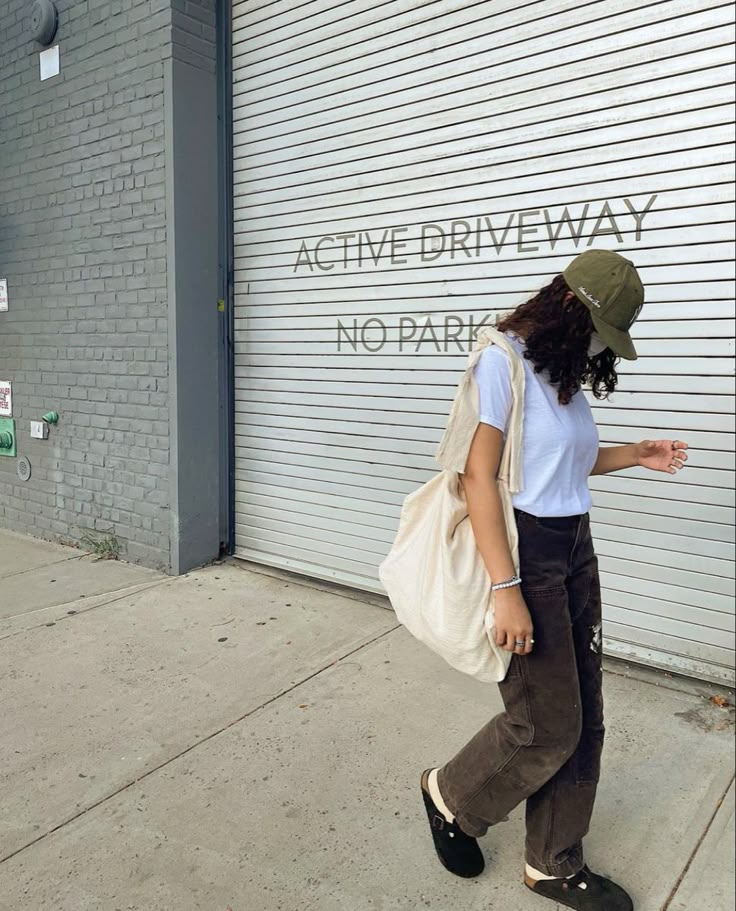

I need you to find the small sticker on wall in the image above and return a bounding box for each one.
[40,45,60,81]
[0,381,11,417]
[0,279,8,311]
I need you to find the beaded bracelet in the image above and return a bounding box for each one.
[491,573,522,591]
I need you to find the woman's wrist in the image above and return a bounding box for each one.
[491,573,521,592]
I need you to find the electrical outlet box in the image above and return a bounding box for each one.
[30,420,49,439]
[0,418,16,457]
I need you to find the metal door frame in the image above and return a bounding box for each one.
[216,0,235,556]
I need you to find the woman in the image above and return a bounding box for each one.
[419,249,689,911]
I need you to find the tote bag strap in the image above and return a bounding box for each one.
[434,324,525,494]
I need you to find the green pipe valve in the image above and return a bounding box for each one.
[0,419,16,457]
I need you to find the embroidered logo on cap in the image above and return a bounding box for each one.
[627,298,644,328]
[578,286,601,308]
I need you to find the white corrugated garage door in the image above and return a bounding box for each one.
[231,0,735,685]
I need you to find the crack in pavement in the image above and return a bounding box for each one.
[0,553,85,581]
[0,579,170,638]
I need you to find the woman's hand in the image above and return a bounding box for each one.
[492,586,534,655]
[636,439,689,474]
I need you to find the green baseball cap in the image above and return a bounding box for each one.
[562,249,645,360]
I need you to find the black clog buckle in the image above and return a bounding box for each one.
[431,813,446,831]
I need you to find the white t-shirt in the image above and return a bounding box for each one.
[473,330,599,517]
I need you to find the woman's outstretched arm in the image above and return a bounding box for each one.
[589,443,639,476]
[590,440,689,476]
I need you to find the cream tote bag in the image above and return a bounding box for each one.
[378,325,526,684]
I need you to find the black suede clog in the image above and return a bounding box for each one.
[524,863,634,911]
[420,768,485,878]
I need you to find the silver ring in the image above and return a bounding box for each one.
[514,640,525,647]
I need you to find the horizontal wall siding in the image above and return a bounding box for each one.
[231,0,736,684]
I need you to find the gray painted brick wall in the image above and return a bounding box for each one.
[172,0,216,71]
[0,0,213,571]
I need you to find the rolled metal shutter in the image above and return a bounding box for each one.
[231,0,735,684]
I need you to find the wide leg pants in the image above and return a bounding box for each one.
[437,506,606,877]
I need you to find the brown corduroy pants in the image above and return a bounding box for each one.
[437,506,605,877]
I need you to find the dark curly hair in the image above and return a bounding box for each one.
[494,273,619,406]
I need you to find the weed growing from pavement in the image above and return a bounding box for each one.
[80,529,122,561]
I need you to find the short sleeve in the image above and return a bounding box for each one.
[473,345,513,435]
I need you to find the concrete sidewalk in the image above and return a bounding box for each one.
[0,528,733,911]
